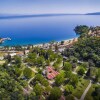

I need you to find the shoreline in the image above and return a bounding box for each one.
[0,37,78,48]
[33,37,78,47]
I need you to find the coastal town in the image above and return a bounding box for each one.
[0,25,100,100]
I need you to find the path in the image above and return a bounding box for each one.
[80,80,92,100]
[28,67,37,90]
[28,77,34,90]
[72,66,78,74]
[74,97,79,100]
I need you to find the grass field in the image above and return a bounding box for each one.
[73,78,90,99]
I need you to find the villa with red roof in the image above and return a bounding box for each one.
[45,66,59,80]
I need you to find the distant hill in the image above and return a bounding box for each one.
[0,13,83,19]
[86,12,100,15]
[0,12,100,19]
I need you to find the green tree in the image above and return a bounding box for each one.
[70,74,78,87]
[46,59,50,66]
[63,31,100,67]
[26,53,37,65]
[53,62,59,71]
[65,85,74,95]
[78,67,85,76]
[45,86,51,94]
[28,53,37,59]
[65,71,72,79]
[81,62,89,69]
[61,41,64,45]
[36,56,45,67]
[49,87,62,100]
[69,56,77,63]
[14,55,21,65]
[15,68,22,77]
[95,69,100,82]
[74,25,89,35]
[10,91,24,100]
[0,70,23,100]
[55,73,65,86]
[35,74,43,82]
[93,86,100,100]
[34,84,44,96]
[64,62,72,71]
[41,79,49,87]
[56,56,63,64]
[23,67,34,79]
[7,55,12,62]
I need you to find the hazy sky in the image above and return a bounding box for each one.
[0,0,100,14]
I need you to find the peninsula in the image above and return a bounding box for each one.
[0,37,11,43]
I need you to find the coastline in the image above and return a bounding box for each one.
[0,37,78,48]
[25,37,78,48]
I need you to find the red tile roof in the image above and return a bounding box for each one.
[46,66,59,79]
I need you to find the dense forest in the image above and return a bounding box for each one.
[62,36,100,67]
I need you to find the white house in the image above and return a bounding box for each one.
[0,56,4,60]
[9,53,17,57]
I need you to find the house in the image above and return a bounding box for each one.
[44,66,59,80]
[24,50,30,55]
[0,56,4,60]
[58,48,65,52]
[16,52,24,57]
[9,53,16,57]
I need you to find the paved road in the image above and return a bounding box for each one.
[80,80,92,100]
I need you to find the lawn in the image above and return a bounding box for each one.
[73,78,90,99]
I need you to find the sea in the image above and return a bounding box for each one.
[0,15,100,46]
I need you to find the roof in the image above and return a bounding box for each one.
[10,53,16,57]
[16,52,24,56]
[46,66,59,80]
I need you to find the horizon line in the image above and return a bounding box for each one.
[0,13,85,19]
[0,12,100,19]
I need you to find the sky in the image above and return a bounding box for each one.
[0,0,100,15]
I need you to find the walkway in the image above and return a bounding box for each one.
[80,80,92,100]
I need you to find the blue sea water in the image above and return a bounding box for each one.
[0,15,100,46]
